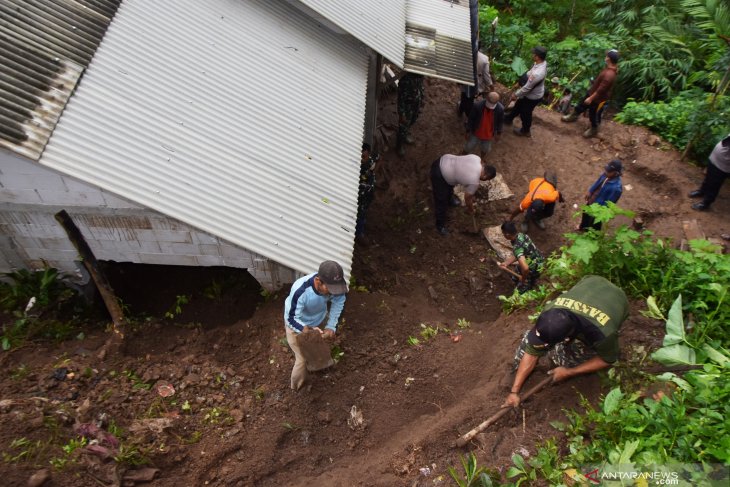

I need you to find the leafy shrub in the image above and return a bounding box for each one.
[501,202,730,349]
[615,90,730,162]
[0,268,71,312]
[0,268,84,349]
[558,361,730,478]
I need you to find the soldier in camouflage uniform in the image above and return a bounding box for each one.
[355,143,377,242]
[499,221,544,293]
[396,73,424,157]
[503,276,629,408]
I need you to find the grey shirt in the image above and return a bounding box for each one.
[477,52,492,94]
[515,61,547,100]
[439,154,482,194]
[709,135,730,173]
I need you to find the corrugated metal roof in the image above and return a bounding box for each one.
[0,0,121,160]
[296,0,406,67]
[404,0,474,84]
[39,0,369,278]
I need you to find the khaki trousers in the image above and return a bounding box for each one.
[286,327,335,390]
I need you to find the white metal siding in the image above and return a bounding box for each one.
[39,0,370,278]
[0,0,121,160]
[404,0,473,84]
[297,0,406,66]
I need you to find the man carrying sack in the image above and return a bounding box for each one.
[284,260,348,390]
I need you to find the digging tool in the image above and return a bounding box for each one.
[454,376,553,447]
[493,259,522,279]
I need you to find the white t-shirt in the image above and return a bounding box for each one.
[439,154,482,194]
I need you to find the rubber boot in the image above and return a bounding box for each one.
[583,126,598,138]
[561,111,579,122]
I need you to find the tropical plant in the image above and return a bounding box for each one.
[448,452,498,487]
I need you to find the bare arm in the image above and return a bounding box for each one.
[516,256,530,282]
[549,356,611,382]
[503,353,539,408]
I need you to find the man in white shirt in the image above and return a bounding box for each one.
[430,154,496,235]
[505,46,547,137]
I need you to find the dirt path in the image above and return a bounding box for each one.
[0,79,727,487]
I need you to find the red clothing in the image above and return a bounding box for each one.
[474,108,494,141]
[589,66,617,104]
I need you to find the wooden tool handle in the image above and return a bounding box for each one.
[493,259,522,279]
[455,376,553,447]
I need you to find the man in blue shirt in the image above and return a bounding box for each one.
[578,159,623,231]
[284,260,348,390]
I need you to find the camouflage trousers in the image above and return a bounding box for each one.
[397,103,421,147]
[512,330,597,370]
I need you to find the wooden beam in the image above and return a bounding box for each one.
[55,210,125,358]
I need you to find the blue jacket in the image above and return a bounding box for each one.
[284,273,346,333]
[588,174,622,205]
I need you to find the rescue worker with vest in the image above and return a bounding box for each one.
[508,171,563,232]
[503,275,629,408]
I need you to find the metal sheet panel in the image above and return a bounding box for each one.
[39,0,369,278]
[405,0,474,84]
[297,0,406,67]
[0,0,121,160]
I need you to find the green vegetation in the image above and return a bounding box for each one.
[479,0,730,162]
[0,268,87,350]
[455,203,730,485]
[448,452,498,487]
[164,294,190,319]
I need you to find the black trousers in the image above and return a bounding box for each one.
[573,100,601,128]
[525,201,555,222]
[699,161,729,207]
[579,212,601,231]
[430,159,454,228]
[505,97,541,133]
[458,91,475,117]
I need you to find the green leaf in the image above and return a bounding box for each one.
[511,453,526,471]
[641,296,665,320]
[701,344,729,365]
[655,372,693,392]
[662,295,685,346]
[618,439,639,464]
[651,344,696,365]
[568,238,600,264]
[477,472,494,487]
[603,387,623,415]
[511,57,528,76]
[506,467,523,479]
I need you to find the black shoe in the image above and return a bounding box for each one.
[504,117,513,125]
[692,202,709,211]
[449,195,462,207]
[688,190,704,198]
[436,226,449,236]
[513,126,531,137]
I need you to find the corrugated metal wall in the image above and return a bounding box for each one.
[39,0,369,279]
[404,0,473,84]
[297,0,406,67]
[0,0,121,160]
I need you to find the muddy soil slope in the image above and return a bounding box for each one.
[0,79,727,487]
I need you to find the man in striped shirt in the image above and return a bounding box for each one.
[284,261,348,390]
